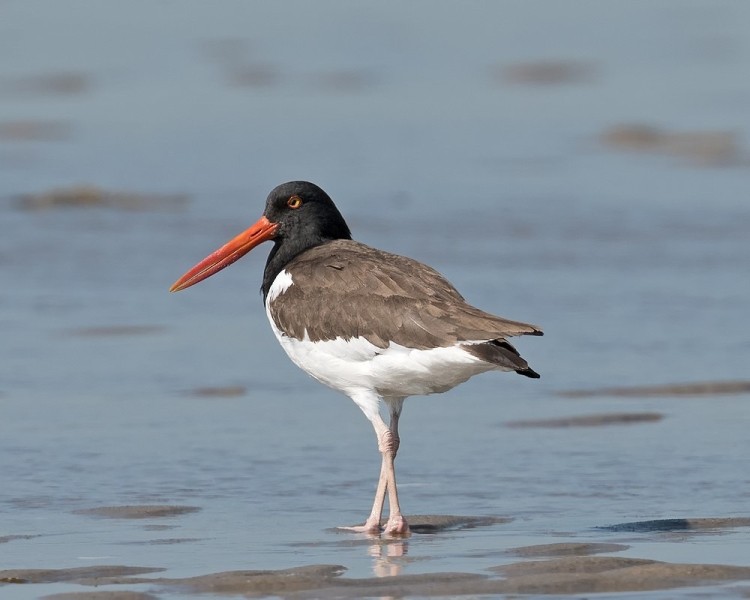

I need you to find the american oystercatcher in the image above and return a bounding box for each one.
[170,181,542,535]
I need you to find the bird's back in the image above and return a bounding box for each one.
[268,239,541,349]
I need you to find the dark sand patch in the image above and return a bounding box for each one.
[160,565,346,595]
[65,325,167,338]
[119,538,203,546]
[601,517,750,533]
[495,60,596,85]
[142,524,177,531]
[507,542,629,557]
[0,120,72,141]
[14,185,188,211]
[0,72,91,96]
[186,385,247,398]
[506,412,663,428]
[41,593,158,600]
[560,380,750,398]
[0,566,163,585]
[490,557,750,595]
[496,556,655,576]
[0,534,38,544]
[408,515,511,534]
[600,124,741,166]
[7,495,55,509]
[74,505,200,519]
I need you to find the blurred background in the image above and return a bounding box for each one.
[1,0,749,592]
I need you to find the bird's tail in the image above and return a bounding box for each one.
[463,339,540,378]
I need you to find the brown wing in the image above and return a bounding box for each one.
[269,240,543,351]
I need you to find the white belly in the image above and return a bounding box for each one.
[265,270,499,399]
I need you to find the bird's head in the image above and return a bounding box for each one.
[169,181,350,292]
[262,181,351,246]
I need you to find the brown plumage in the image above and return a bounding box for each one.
[268,239,542,376]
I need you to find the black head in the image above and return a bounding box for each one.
[263,181,352,244]
[261,181,352,299]
[169,181,351,300]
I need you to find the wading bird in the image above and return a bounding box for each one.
[171,181,542,535]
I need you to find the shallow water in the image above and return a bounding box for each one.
[1,1,750,598]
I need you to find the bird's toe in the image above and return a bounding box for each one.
[337,517,383,535]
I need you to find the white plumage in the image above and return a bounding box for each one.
[266,270,502,418]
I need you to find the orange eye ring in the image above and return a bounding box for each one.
[287,195,302,209]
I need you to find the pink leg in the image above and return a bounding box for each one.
[342,456,389,533]
[380,400,409,535]
[340,396,409,535]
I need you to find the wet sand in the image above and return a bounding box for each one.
[506,412,664,428]
[13,185,188,211]
[559,380,750,398]
[600,124,743,166]
[3,517,749,597]
[73,505,201,519]
[4,551,750,597]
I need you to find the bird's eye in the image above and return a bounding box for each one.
[287,195,302,209]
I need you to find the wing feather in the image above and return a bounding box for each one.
[269,239,543,350]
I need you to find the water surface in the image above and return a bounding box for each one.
[1,1,749,598]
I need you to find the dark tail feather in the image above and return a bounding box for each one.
[516,367,540,379]
[463,339,540,378]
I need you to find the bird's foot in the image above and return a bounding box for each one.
[337,515,410,536]
[337,516,382,534]
[383,515,410,536]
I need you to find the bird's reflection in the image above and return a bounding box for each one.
[363,533,410,577]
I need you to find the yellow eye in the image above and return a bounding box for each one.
[287,195,302,209]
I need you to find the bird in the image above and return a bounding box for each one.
[170,181,542,535]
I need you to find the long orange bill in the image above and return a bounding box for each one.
[169,215,278,292]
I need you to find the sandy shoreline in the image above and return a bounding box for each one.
[3,515,750,598]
